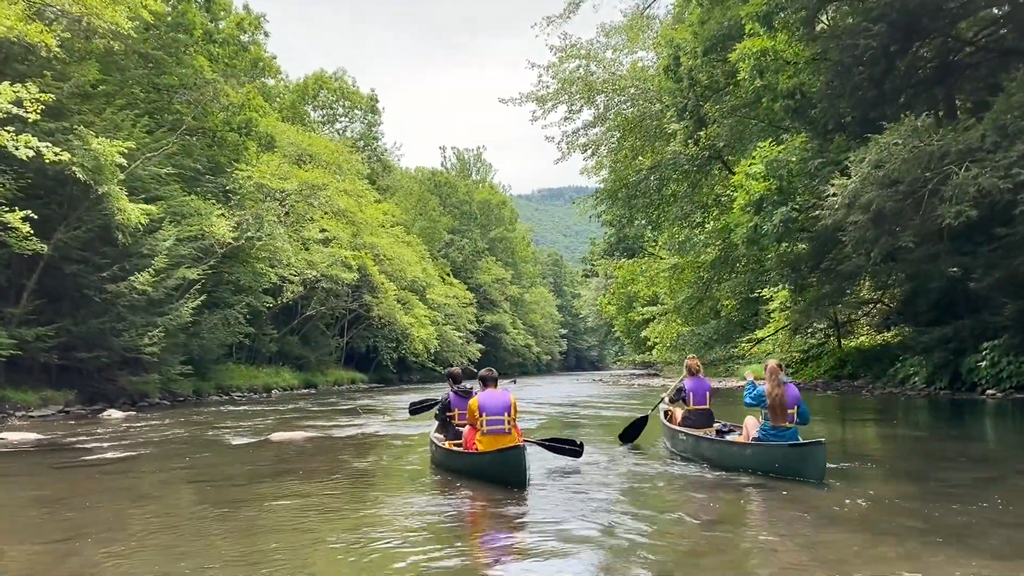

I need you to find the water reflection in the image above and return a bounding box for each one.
[432,476,528,573]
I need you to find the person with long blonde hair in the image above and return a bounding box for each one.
[739,359,810,442]
[664,355,716,429]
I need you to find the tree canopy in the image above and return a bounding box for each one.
[512,0,1024,390]
[0,0,612,402]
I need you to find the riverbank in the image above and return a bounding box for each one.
[0,365,371,423]
[593,370,1024,400]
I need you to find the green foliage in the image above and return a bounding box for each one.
[0,0,609,402]
[961,339,1024,393]
[0,387,76,407]
[200,365,368,395]
[513,0,1024,390]
[512,186,602,264]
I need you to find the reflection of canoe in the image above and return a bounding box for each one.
[659,408,827,483]
[428,423,529,489]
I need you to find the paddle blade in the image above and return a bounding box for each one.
[617,414,650,445]
[408,397,442,416]
[524,437,584,459]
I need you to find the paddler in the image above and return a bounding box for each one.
[463,367,522,452]
[434,367,476,442]
[664,354,716,429]
[739,359,811,442]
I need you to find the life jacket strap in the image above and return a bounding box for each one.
[761,407,798,427]
[447,408,469,425]
[687,391,712,410]
[479,412,515,434]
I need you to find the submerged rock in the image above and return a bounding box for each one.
[0,431,46,442]
[266,431,323,442]
[98,408,137,419]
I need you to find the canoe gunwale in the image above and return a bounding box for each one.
[428,424,527,456]
[427,423,529,489]
[658,406,827,483]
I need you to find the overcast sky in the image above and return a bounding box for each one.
[242,0,615,194]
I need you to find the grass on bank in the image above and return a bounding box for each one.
[174,365,369,397]
[0,365,370,409]
[0,387,77,408]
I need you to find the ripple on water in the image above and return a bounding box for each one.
[1,374,1022,576]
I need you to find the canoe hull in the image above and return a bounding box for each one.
[428,426,529,489]
[659,409,827,483]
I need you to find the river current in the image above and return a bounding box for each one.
[0,371,1021,575]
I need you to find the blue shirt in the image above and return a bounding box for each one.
[742,380,810,442]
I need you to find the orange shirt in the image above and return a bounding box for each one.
[466,392,522,452]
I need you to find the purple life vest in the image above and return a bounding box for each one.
[476,388,514,435]
[762,383,802,426]
[447,390,474,426]
[684,376,712,409]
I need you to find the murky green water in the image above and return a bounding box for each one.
[0,372,1021,575]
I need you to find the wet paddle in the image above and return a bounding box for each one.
[523,437,584,459]
[617,382,679,445]
[407,379,518,416]
[408,397,442,416]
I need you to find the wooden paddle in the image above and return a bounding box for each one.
[617,382,679,445]
[523,437,584,459]
[407,379,518,416]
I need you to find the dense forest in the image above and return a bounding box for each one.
[512,186,602,264]
[0,0,613,406]
[510,0,1024,391]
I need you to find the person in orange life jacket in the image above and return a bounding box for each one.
[462,367,522,452]
[434,367,477,442]
[664,354,716,429]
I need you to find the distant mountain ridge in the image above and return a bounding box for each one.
[513,186,602,264]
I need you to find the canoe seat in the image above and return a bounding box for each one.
[681,427,716,437]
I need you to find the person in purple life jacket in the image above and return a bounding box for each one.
[665,354,717,429]
[739,359,811,443]
[434,367,477,442]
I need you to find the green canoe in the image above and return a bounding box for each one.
[659,408,827,483]
[428,423,529,489]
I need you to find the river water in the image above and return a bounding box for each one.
[0,371,1021,576]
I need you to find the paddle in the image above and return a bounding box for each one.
[523,437,584,459]
[617,382,680,445]
[408,397,442,416]
[407,379,518,416]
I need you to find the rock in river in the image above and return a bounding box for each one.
[0,431,47,443]
[266,431,323,442]
[98,408,137,419]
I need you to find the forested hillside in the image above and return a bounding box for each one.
[511,0,1024,392]
[512,186,601,264]
[0,0,611,405]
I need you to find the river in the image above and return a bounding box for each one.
[0,371,1021,575]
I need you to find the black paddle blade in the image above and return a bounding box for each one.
[617,414,650,445]
[408,397,442,416]
[524,437,585,459]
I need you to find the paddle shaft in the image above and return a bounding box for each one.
[646,380,680,414]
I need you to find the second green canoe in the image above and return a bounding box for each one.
[428,423,529,489]
[659,408,827,483]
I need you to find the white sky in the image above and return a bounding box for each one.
[242,0,615,194]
